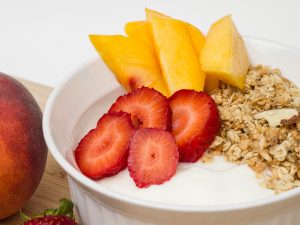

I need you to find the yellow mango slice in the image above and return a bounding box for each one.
[89,35,169,96]
[186,23,205,56]
[125,10,218,94]
[146,9,206,94]
[125,20,206,56]
[200,15,249,89]
[184,22,219,93]
[126,19,212,94]
[125,21,154,52]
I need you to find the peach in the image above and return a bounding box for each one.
[200,15,249,89]
[0,73,47,219]
[146,9,206,95]
[89,35,169,96]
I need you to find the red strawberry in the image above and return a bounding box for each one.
[22,215,78,225]
[21,199,79,225]
[109,87,171,130]
[75,112,134,180]
[169,90,220,162]
[128,128,179,188]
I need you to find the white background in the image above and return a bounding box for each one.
[0,0,299,87]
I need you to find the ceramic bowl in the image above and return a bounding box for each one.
[43,37,300,225]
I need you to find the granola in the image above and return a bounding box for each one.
[208,65,300,193]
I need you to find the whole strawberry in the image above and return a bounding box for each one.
[20,199,79,225]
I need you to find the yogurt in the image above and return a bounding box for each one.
[99,157,274,206]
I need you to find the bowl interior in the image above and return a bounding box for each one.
[43,37,300,211]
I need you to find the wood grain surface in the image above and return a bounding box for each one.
[0,78,71,225]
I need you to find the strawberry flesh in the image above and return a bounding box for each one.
[128,128,179,188]
[109,87,171,130]
[169,90,220,162]
[75,112,134,180]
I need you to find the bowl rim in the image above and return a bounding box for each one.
[43,36,300,213]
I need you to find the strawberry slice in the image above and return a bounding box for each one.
[109,87,171,130]
[169,90,220,162]
[128,128,179,188]
[75,112,134,180]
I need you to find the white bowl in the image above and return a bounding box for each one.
[43,37,300,225]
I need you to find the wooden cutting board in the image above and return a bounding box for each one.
[0,78,71,225]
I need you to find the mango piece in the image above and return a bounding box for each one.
[204,76,219,94]
[146,9,206,94]
[143,9,206,56]
[125,11,218,94]
[125,21,154,52]
[200,15,249,89]
[204,76,219,93]
[89,35,169,96]
[125,19,212,94]
[185,23,219,93]
[126,20,205,56]
[186,23,205,56]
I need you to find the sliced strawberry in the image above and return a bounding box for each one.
[109,87,171,130]
[75,112,134,180]
[128,128,179,188]
[169,90,220,162]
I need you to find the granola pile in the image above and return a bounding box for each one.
[207,65,300,193]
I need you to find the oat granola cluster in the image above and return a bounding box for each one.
[207,65,300,193]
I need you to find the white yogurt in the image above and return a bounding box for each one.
[98,156,274,206]
[67,93,275,206]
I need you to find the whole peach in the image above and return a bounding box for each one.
[0,73,47,219]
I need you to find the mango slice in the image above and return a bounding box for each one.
[126,18,218,93]
[89,35,169,96]
[186,23,205,56]
[146,9,206,94]
[125,19,212,94]
[184,22,219,93]
[125,20,206,55]
[125,21,154,52]
[200,15,249,89]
